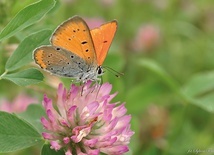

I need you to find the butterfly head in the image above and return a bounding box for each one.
[74,65,104,83]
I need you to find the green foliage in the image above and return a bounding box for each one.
[2,68,44,86]
[138,58,181,96]
[183,71,214,98]
[0,112,42,153]
[18,104,46,133]
[0,0,56,41]
[183,71,214,112]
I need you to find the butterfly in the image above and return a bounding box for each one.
[33,15,117,83]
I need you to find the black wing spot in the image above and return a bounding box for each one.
[71,55,74,58]
[83,29,86,32]
[78,62,81,65]
[81,41,87,44]
[88,57,90,59]
[103,40,108,43]
[68,38,71,40]
[77,29,80,31]
[67,62,70,65]
[73,30,76,32]
[50,68,54,70]
[56,47,60,50]
[85,49,89,52]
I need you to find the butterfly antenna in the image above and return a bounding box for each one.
[103,66,124,78]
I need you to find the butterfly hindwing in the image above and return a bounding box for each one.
[51,16,97,65]
[34,46,90,78]
[90,20,117,66]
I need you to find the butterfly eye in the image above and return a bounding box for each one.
[97,66,103,75]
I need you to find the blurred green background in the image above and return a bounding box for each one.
[1,0,214,155]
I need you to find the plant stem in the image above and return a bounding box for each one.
[0,70,8,80]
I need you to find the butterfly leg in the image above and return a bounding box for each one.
[92,77,102,99]
[79,81,85,96]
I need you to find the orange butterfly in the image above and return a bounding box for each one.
[33,15,117,82]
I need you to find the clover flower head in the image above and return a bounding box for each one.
[41,81,134,155]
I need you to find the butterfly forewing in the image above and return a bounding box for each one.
[90,20,117,66]
[51,16,97,65]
